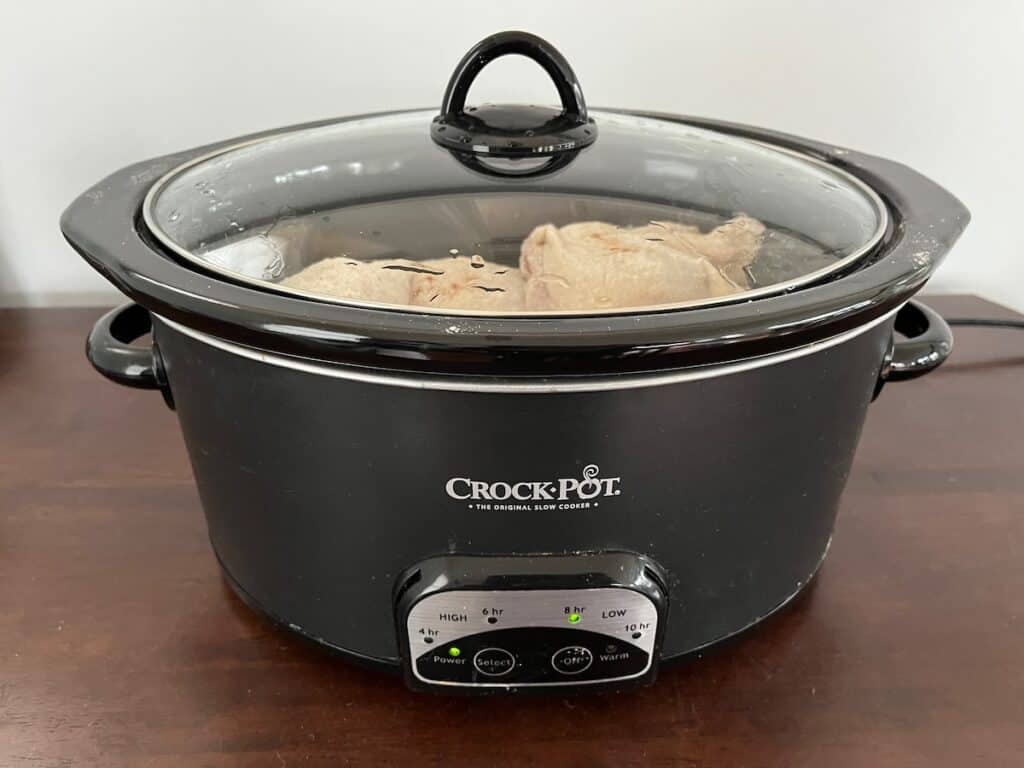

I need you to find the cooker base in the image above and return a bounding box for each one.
[213,544,401,674]
[661,537,831,670]
[212,539,831,679]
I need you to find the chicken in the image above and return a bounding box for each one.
[281,257,416,305]
[519,217,762,312]
[638,215,764,287]
[408,256,525,312]
[278,214,764,312]
[280,254,525,311]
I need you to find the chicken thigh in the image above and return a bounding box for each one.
[519,216,762,312]
[282,254,525,311]
[638,215,764,287]
[281,257,416,305]
[409,256,526,312]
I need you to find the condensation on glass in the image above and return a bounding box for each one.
[144,110,887,316]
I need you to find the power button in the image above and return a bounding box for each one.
[551,645,593,675]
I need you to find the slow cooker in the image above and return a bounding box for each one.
[62,31,968,693]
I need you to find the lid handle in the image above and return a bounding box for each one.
[440,31,587,120]
[431,31,597,158]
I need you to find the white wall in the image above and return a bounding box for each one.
[2,0,1021,309]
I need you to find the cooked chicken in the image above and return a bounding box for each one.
[638,215,764,287]
[281,254,525,311]
[409,256,526,312]
[281,257,415,305]
[279,214,764,312]
[519,218,762,311]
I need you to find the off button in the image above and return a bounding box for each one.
[551,645,593,675]
[472,647,515,677]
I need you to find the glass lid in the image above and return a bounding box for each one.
[144,31,887,317]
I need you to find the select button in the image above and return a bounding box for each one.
[551,645,593,675]
[472,647,515,677]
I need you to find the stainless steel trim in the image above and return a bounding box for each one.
[142,109,890,319]
[156,306,898,394]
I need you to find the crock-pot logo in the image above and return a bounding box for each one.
[445,464,621,511]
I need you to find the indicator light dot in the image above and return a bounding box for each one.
[424,637,433,644]
[448,646,461,657]
[487,616,498,624]
[631,631,642,640]
[568,612,582,624]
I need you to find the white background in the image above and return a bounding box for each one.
[2,0,1021,309]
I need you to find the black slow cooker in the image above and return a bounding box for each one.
[62,31,968,693]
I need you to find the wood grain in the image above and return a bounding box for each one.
[1,296,1022,767]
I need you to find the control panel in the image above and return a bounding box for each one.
[394,553,667,692]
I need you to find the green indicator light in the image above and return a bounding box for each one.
[448,646,461,657]
[568,612,582,624]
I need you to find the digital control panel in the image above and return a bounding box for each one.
[394,553,667,691]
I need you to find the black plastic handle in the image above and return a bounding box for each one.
[883,300,954,382]
[431,31,597,158]
[440,31,588,121]
[86,303,174,408]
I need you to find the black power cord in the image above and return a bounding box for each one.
[945,317,1024,330]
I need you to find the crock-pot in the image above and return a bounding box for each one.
[62,31,968,692]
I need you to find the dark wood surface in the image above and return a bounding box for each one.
[1,295,1022,767]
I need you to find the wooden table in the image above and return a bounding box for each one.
[1,296,1021,767]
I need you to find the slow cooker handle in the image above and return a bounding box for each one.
[882,300,954,383]
[86,303,174,409]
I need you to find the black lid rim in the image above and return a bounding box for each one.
[61,109,970,377]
